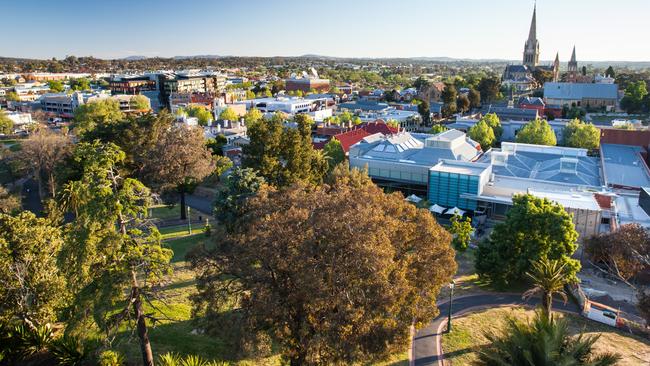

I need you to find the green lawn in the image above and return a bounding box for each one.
[159,224,199,240]
[441,307,650,366]
[149,205,208,222]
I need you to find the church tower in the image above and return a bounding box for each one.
[568,46,578,82]
[523,4,540,68]
[553,52,560,81]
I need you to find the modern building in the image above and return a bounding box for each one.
[159,71,226,108]
[285,77,330,93]
[39,91,150,119]
[109,75,157,94]
[236,96,323,114]
[349,129,482,197]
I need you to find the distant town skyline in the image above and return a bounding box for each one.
[2,0,649,62]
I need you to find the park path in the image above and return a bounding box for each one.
[412,293,580,366]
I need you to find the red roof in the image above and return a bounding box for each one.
[594,193,613,209]
[334,129,372,153]
[330,120,399,153]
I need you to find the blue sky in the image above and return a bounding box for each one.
[2,0,649,61]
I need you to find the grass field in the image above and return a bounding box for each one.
[149,205,208,222]
[158,224,201,240]
[441,307,650,366]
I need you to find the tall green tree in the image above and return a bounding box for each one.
[476,194,580,287]
[69,78,91,91]
[243,113,327,187]
[182,105,213,126]
[0,112,14,135]
[417,100,431,125]
[48,80,65,92]
[59,141,172,366]
[0,211,66,329]
[522,258,570,321]
[516,119,557,146]
[323,138,345,170]
[477,311,620,366]
[213,167,265,232]
[441,83,457,117]
[605,66,615,78]
[457,94,470,113]
[144,126,215,220]
[129,95,150,111]
[449,215,472,252]
[192,170,456,365]
[468,88,481,109]
[468,120,496,150]
[562,119,600,150]
[481,113,502,141]
[79,111,173,178]
[477,76,501,102]
[218,107,238,122]
[73,99,125,137]
[620,81,648,113]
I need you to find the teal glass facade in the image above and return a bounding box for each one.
[428,171,479,210]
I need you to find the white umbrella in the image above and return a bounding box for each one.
[445,207,465,216]
[429,204,446,214]
[405,194,422,203]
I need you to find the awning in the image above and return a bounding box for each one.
[445,207,465,216]
[429,204,446,214]
[405,194,422,203]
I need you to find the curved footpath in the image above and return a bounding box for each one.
[411,293,580,366]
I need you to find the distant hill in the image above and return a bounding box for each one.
[121,55,148,61]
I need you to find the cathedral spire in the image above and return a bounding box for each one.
[570,45,577,63]
[523,3,540,67]
[528,2,537,42]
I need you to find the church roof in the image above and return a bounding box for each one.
[504,65,531,73]
[544,82,618,100]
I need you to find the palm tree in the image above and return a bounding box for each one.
[523,258,569,321]
[477,311,620,365]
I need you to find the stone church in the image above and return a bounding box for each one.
[503,5,560,91]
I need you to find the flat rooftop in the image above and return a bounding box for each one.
[430,160,490,176]
[601,144,650,188]
[479,144,601,187]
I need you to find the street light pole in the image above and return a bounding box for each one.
[187,206,192,234]
[447,280,455,333]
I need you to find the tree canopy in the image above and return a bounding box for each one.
[218,106,238,122]
[73,99,125,137]
[515,119,557,146]
[468,120,496,150]
[323,138,345,169]
[475,194,580,287]
[0,211,65,328]
[192,169,456,365]
[585,223,650,284]
[562,119,600,150]
[0,112,14,135]
[129,95,151,111]
[243,113,327,187]
[144,125,215,219]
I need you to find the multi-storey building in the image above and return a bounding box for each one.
[158,71,226,108]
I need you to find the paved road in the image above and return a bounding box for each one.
[412,293,580,366]
[21,178,44,216]
[185,194,213,215]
